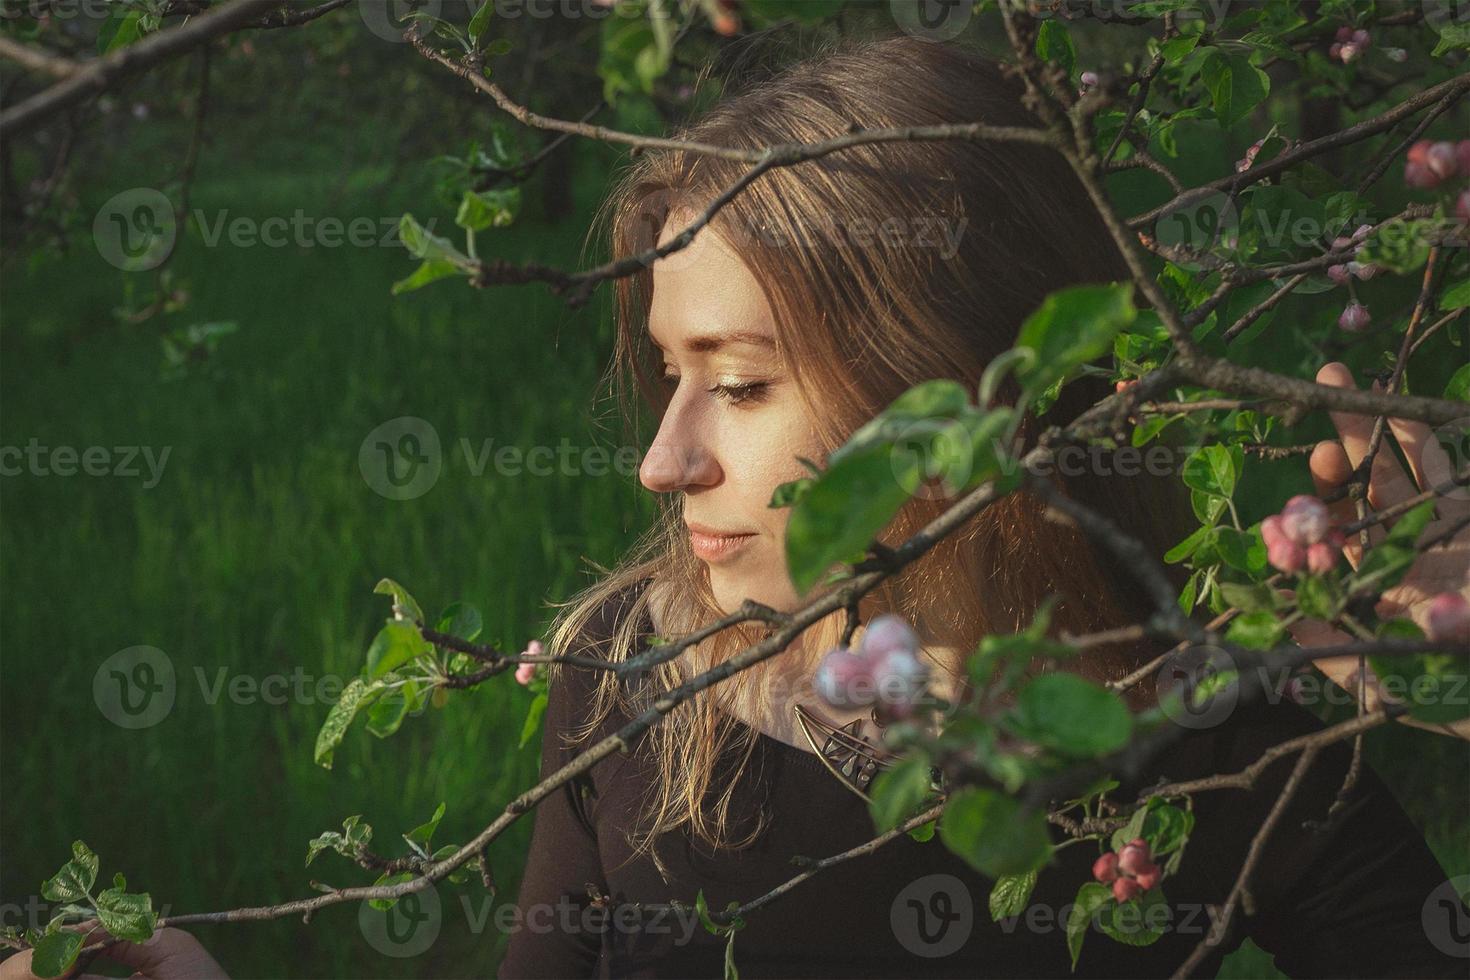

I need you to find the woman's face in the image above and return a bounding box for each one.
[639,210,826,616]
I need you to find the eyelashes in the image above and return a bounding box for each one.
[658,372,771,407]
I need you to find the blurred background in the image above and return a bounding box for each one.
[1,1,1465,977]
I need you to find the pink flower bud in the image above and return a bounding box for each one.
[1093,852,1120,884]
[1338,43,1362,63]
[1407,141,1431,165]
[1134,865,1161,891]
[1261,514,1291,551]
[1426,141,1459,181]
[1426,592,1470,644]
[871,645,931,712]
[1457,189,1470,227]
[1404,160,1439,190]
[1327,264,1351,285]
[1349,261,1379,281]
[1328,42,1342,61]
[1457,141,1470,178]
[525,639,544,657]
[1351,29,1370,47]
[1079,70,1099,89]
[1334,26,1353,43]
[1338,301,1371,333]
[1306,541,1339,574]
[515,662,537,685]
[1268,538,1307,574]
[860,614,921,660]
[1112,877,1143,903]
[1119,841,1152,875]
[814,646,876,709]
[1351,223,1373,243]
[1281,495,1330,545]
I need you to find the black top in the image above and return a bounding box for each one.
[497,581,1469,979]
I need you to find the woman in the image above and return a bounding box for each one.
[5,30,1463,980]
[497,32,1468,980]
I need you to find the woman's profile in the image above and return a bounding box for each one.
[4,27,1464,980]
[491,32,1469,980]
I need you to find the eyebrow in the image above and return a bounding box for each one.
[648,329,777,355]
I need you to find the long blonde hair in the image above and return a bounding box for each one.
[544,32,1190,881]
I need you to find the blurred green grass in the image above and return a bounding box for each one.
[1,137,656,977]
[2,119,1465,980]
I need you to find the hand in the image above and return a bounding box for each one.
[0,922,228,980]
[1286,361,1470,739]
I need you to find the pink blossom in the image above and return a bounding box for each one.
[1338,301,1371,333]
[1280,495,1331,545]
[1426,593,1470,643]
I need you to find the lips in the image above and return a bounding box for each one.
[686,522,756,563]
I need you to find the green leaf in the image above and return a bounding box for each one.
[374,578,425,625]
[989,871,1038,921]
[315,679,387,769]
[518,691,549,749]
[1371,620,1470,723]
[785,441,917,594]
[1445,364,1470,403]
[1181,444,1241,499]
[1035,21,1076,78]
[1431,20,1470,57]
[1013,284,1137,404]
[1224,609,1284,650]
[1354,500,1437,592]
[868,755,935,833]
[368,871,416,911]
[30,929,83,980]
[1440,279,1470,310]
[1165,524,1213,564]
[1201,51,1269,128]
[468,0,494,44]
[1008,673,1133,757]
[365,680,418,739]
[392,259,463,296]
[436,602,484,643]
[405,802,447,847]
[1067,882,1112,969]
[939,788,1052,878]
[1098,886,1168,946]
[396,215,472,269]
[456,188,521,231]
[97,8,143,55]
[94,889,156,943]
[42,841,99,903]
[365,622,433,679]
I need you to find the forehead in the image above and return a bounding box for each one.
[647,215,776,354]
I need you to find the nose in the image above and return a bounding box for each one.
[639,397,722,494]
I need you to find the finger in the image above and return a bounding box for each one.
[1315,363,1421,515]
[1308,439,1379,567]
[1385,413,1470,521]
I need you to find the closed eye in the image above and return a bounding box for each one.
[658,371,769,407]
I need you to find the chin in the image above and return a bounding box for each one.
[707,564,798,616]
